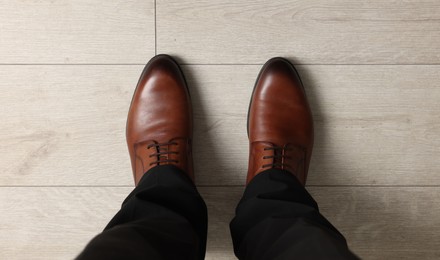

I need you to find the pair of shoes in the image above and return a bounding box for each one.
[126,55,313,186]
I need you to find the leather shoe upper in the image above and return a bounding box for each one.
[126,55,193,185]
[247,58,314,185]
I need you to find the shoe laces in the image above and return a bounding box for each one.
[147,141,179,166]
[262,146,292,169]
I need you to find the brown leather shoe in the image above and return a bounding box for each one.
[126,55,193,186]
[247,57,314,186]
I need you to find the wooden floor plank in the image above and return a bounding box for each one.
[0,186,439,259]
[0,65,139,186]
[0,0,154,64]
[1,1,439,260]
[185,64,440,186]
[157,0,440,64]
[1,65,439,186]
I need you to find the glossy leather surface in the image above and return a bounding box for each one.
[126,55,193,185]
[247,58,314,185]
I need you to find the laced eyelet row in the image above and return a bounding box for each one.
[147,142,179,166]
[262,146,291,169]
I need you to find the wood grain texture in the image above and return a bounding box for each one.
[0,65,138,186]
[185,65,440,186]
[0,186,439,259]
[1,65,439,186]
[156,0,440,64]
[1,1,438,259]
[0,0,154,64]
[0,187,129,260]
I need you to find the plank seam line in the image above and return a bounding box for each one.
[1,64,440,66]
[0,185,439,188]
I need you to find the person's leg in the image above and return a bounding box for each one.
[77,165,207,260]
[232,57,358,259]
[230,169,358,260]
[78,54,205,259]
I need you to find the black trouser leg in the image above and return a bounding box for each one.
[230,169,359,260]
[77,165,208,260]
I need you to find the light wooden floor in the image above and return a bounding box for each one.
[1,1,439,259]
